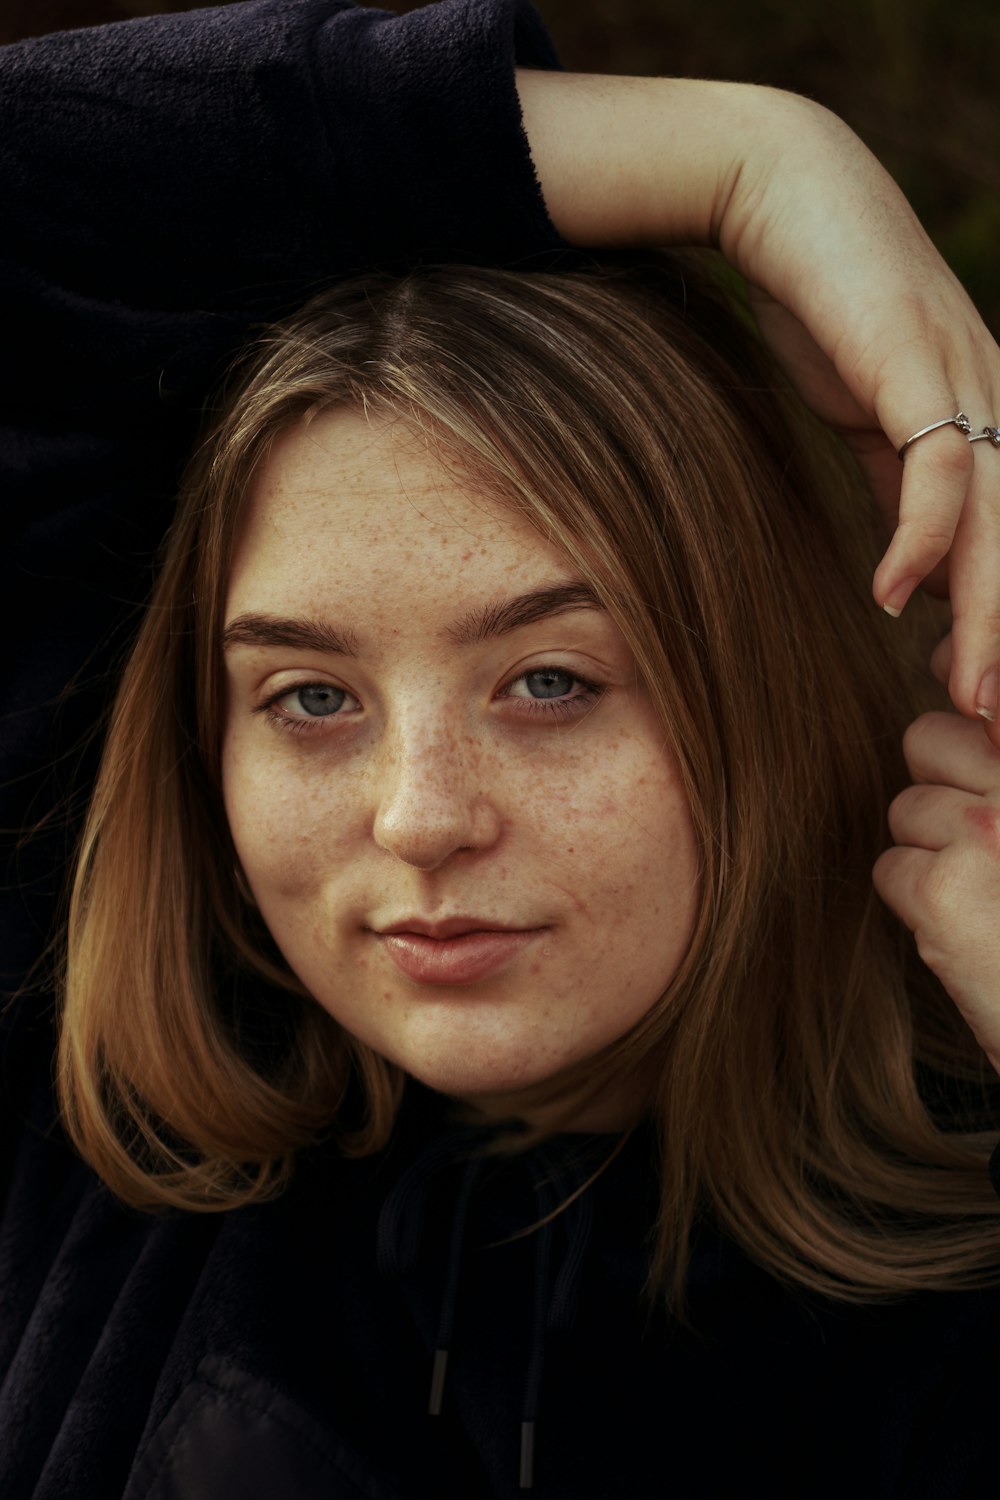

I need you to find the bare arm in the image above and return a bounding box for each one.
[517,70,1000,741]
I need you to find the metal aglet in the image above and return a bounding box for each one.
[519,1420,535,1489]
[428,1348,448,1416]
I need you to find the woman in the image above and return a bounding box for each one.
[37,254,1000,1497]
[4,3,1000,1498]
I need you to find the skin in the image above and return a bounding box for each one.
[221,408,699,1128]
[873,632,1000,1078]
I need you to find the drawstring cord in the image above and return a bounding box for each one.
[518,1159,554,1490]
[377,1130,602,1493]
[429,1155,482,1416]
[518,1149,595,1490]
[376,1130,487,1417]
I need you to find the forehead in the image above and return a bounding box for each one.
[226,406,568,619]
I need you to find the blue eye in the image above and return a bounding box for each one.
[523,668,575,699]
[291,685,345,717]
[255,682,354,732]
[502,667,603,717]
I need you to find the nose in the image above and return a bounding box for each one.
[372,714,502,871]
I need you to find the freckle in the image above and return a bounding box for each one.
[382,990,392,1002]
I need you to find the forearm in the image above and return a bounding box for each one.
[515,68,933,323]
[516,69,754,247]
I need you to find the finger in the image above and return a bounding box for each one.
[929,631,951,687]
[871,843,935,933]
[872,422,973,617]
[886,782,976,852]
[870,364,1000,749]
[929,631,1000,756]
[901,710,1000,794]
[872,839,1000,1062]
[942,451,1000,737]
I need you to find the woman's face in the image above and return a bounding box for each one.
[221,407,699,1125]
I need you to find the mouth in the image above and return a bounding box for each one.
[370,917,546,986]
[377,916,539,940]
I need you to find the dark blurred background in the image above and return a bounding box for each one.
[4,0,997,331]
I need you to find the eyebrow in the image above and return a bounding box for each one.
[446,582,602,645]
[222,583,602,657]
[223,615,360,657]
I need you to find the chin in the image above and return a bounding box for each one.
[397,1045,609,1129]
[406,1058,549,1107]
[385,1040,557,1109]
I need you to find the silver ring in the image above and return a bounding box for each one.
[897,411,972,461]
[969,426,1000,447]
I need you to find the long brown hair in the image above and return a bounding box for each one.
[59,252,1000,1314]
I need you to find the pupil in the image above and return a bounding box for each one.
[527,669,573,699]
[297,685,344,716]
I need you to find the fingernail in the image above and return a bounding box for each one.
[976,667,998,723]
[881,576,920,619]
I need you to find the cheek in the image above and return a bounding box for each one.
[596,801,698,960]
[221,733,355,904]
[532,743,700,993]
[540,746,697,903]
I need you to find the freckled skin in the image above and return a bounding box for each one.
[221,408,699,1125]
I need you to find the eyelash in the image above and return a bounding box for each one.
[253,669,606,736]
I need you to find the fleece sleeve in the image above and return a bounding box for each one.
[0,0,564,1102]
[2,0,563,539]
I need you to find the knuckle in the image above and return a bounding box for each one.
[892,521,958,571]
[903,519,959,555]
[900,712,942,766]
[922,436,976,483]
[886,783,928,836]
[962,801,1000,853]
[885,786,906,829]
[913,855,960,918]
[871,845,904,901]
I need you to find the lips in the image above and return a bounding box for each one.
[379,916,526,940]
[372,917,544,985]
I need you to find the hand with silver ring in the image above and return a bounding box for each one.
[727,132,1000,744]
[516,71,1000,748]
